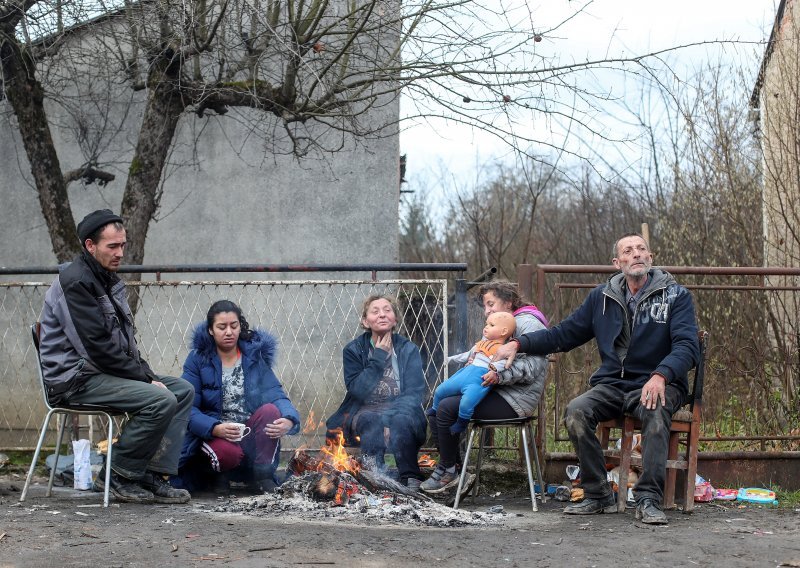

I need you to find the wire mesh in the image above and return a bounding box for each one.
[0,279,448,451]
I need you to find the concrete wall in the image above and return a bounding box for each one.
[758,1,800,406]
[0,13,400,274]
[0,9,404,446]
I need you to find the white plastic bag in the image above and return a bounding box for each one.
[72,439,92,490]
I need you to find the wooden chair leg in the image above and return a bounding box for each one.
[684,424,701,514]
[599,423,611,448]
[664,431,680,510]
[617,417,634,513]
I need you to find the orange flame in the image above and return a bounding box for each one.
[418,454,436,468]
[333,477,359,506]
[320,429,360,475]
[301,410,328,435]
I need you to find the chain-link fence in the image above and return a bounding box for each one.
[0,279,448,451]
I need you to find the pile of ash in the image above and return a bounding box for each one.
[210,473,501,527]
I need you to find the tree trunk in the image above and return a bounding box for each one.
[119,62,186,314]
[1,37,79,262]
[120,72,186,266]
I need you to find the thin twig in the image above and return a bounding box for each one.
[247,545,286,552]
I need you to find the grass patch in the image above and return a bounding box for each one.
[774,487,800,508]
[1,450,44,475]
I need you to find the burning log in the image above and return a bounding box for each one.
[288,448,430,503]
[306,471,359,505]
[288,447,362,506]
[285,429,433,504]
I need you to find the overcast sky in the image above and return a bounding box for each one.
[400,0,776,195]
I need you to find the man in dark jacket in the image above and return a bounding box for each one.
[493,233,699,524]
[38,209,193,504]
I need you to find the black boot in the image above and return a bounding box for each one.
[94,467,154,504]
[211,473,231,496]
[251,464,278,494]
[138,471,191,504]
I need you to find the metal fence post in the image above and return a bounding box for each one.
[517,264,533,302]
[454,278,468,354]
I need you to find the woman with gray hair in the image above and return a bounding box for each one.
[326,294,427,489]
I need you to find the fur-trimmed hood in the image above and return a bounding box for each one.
[190,323,278,366]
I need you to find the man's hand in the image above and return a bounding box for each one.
[640,374,667,410]
[264,417,293,438]
[374,332,392,353]
[491,341,519,368]
[481,369,499,387]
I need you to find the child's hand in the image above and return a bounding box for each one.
[481,370,499,387]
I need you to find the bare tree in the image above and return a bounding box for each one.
[400,57,800,440]
[2,0,725,264]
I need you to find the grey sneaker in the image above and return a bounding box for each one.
[635,498,668,524]
[563,493,617,515]
[420,465,459,494]
[94,469,154,504]
[139,471,191,504]
[404,477,422,491]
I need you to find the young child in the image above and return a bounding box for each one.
[428,311,516,434]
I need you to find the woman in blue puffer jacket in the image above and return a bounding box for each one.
[174,300,300,493]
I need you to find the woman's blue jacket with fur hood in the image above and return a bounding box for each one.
[178,323,301,468]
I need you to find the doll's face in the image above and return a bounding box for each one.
[483,312,514,341]
[362,298,397,335]
[483,312,516,341]
[210,311,240,352]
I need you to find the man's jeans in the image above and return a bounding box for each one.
[65,374,193,480]
[564,383,685,505]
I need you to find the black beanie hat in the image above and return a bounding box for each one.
[77,209,124,244]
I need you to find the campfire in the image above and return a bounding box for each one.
[287,429,420,506]
[210,427,496,527]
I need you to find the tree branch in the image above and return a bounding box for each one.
[63,166,116,187]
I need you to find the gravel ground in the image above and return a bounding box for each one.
[2,470,800,568]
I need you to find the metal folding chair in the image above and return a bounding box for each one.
[453,415,547,511]
[20,323,124,507]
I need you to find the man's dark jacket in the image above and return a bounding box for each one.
[38,250,156,403]
[517,268,700,395]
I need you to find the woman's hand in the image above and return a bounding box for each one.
[212,422,244,442]
[374,332,393,353]
[264,417,293,438]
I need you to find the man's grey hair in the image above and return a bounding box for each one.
[612,232,648,259]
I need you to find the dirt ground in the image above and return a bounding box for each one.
[2,470,800,568]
